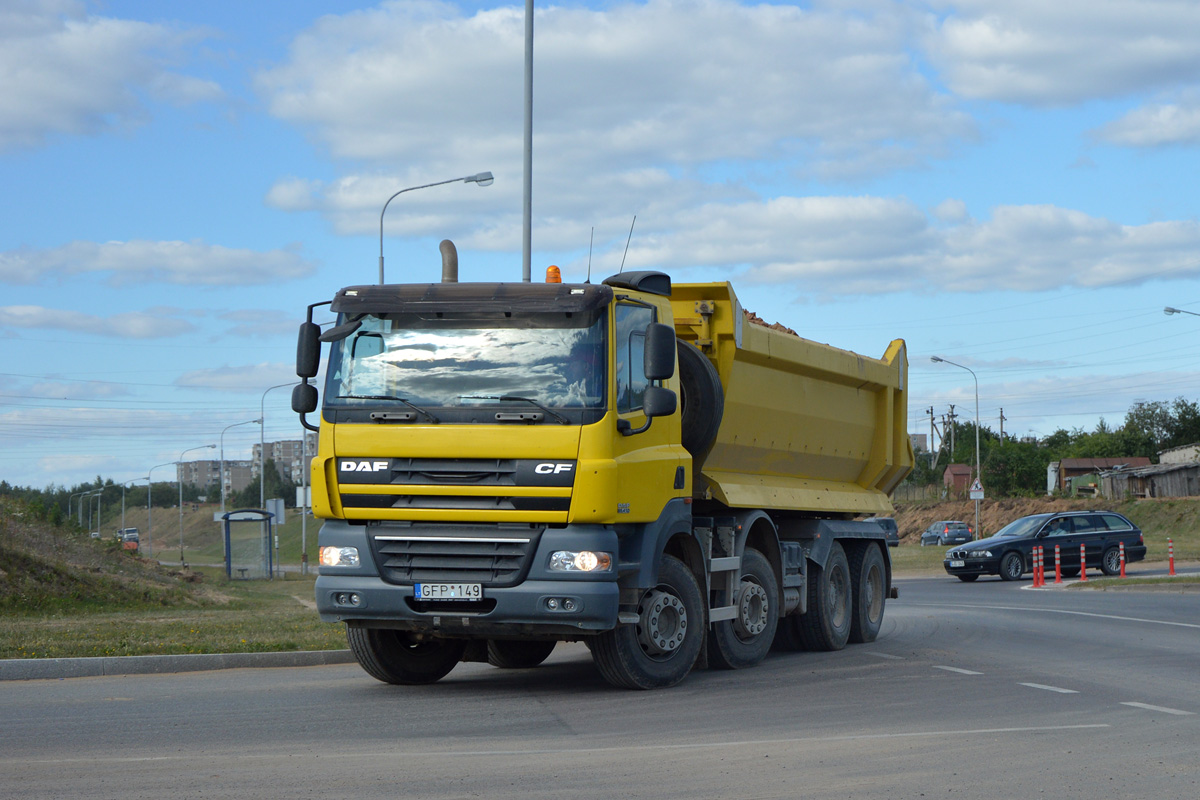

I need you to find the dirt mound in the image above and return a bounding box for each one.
[891,496,1116,543]
[744,310,797,336]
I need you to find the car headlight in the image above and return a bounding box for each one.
[319,546,360,567]
[966,549,993,558]
[549,550,612,572]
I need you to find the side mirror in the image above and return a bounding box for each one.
[296,321,321,379]
[643,323,676,381]
[642,385,677,418]
[292,383,318,415]
[618,386,677,436]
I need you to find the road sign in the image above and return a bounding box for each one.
[970,478,984,500]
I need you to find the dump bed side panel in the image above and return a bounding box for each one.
[671,282,913,515]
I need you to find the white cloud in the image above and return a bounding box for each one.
[175,363,297,393]
[0,240,316,287]
[923,0,1200,105]
[0,0,222,151]
[1094,96,1200,146]
[583,196,1200,295]
[0,304,196,339]
[257,0,971,208]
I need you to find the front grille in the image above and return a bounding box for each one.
[343,494,569,512]
[370,526,542,587]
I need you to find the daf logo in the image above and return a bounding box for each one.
[534,462,574,475]
[340,460,389,472]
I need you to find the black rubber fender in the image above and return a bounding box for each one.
[676,340,724,458]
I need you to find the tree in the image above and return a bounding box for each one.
[230,459,297,509]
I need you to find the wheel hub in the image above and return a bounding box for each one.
[733,579,769,639]
[637,588,687,656]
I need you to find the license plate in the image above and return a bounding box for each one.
[949,560,965,568]
[415,583,482,601]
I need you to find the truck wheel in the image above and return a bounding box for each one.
[999,551,1024,581]
[487,639,557,669]
[707,548,779,669]
[794,541,852,651]
[848,543,886,644]
[590,554,705,689]
[346,626,466,685]
[677,340,724,458]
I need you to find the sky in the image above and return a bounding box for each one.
[5,0,1200,491]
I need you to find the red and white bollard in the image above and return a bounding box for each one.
[1080,542,1088,582]
[1031,546,1040,587]
[1169,537,1176,577]
[1054,544,1062,584]
[1036,546,1045,587]
[1119,541,1126,578]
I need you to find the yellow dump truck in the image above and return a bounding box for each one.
[292,247,913,689]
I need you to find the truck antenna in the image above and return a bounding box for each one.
[619,215,636,273]
[586,227,594,283]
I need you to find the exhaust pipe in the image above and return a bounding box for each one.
[440,239,458,283]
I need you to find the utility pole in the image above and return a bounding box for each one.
[947,405,957,460]
[999,408,1006,442]
[927,406,936,468]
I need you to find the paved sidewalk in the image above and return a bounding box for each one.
[0,649,354,682]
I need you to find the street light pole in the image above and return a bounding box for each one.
[1164,306,1200,318]
[378,171,494,285]
[146,461,174,559]
[932,355,981,538]
[220,419,262,515]
[178,444,216,566]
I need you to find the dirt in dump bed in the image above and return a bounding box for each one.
[744,310,797,336]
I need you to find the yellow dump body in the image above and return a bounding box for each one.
[671,282,913,517]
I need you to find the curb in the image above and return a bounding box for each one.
[0,649,355,682]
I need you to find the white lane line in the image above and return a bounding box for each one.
[1020,682,1078,694]
[864,652,905,660]
[907,602,1200,631]
[15,725,1112,765]
[1120,702,1195,716]
[935,665,983,675]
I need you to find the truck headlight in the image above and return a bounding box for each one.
[319,546,360,567]
[549,550,612,572]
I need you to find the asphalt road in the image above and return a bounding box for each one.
[2,573,1197,800]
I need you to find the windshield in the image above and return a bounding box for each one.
[993,515,1047,538]
[324,310,606,411]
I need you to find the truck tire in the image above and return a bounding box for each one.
[794,541,852,651]
[590,554,705,689]
[707,548,779,669]
[677,340,724,458]
[848,543,886,644]
[487,639,557,669]
[346,626,467,685]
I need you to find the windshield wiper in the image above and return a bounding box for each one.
[336,394,439,423]
[459,395,570,425]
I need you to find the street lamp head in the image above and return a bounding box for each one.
[466,171,494,187]
[930,356,944,363]
[1165,307,1179,315]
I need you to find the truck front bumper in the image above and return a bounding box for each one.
[314,519,621,638]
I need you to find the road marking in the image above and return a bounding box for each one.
[1120,702,1194,716]
[1020,682,1078,694]
[14,724,1112,765]
[864,652,904,660]
[934,665,982,675]
[907,602,1200,630]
